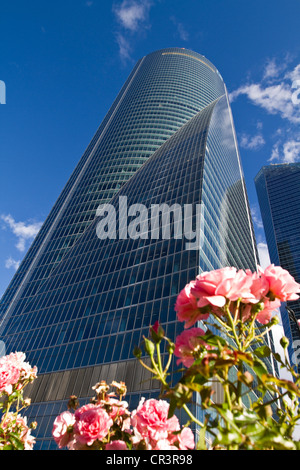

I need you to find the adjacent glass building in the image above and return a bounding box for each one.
[1,48,264,448]
[255,163,300,369]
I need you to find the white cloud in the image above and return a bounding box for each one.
[269,138,300,163]
[262,57,292,82]
[112,0,153,62]
[229,63,300,125]
[285,63,300,83]
[240,132,265,150]
[230,59,300,164]
[281,139,300,163]
[113,0,151,32]
[263,58,282,80]
[5,256,20,271]
[230,82,299,124]
[0,214,43,252]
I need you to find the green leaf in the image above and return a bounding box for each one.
[214,428,243,447]
[294,440,300,450]
[272,352,285,366]
[167,396,178,419]
[252,358,269,381]
[8,432,25,451]
[254,345,271,358]
[196,425,207,450]
[263,375,300,397]
[243,422,265,438]
[233,409,259,425]
[1,444,14,450]
[258,431,296,450]
[201,330,227,347]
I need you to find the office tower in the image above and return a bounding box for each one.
[1,48,261,449]
[255,163,300,369]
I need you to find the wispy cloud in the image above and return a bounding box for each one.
[230,58,300,164]
[113,0,152,32]
[0,214,43,252]
[5,256,20,271]
[170,16,189,42]
[112,0,153,62]
[240,132,265,150]
[115,33,132,63]
[270,138,300,164]
[251,205,264,230]
[262,57,292,81]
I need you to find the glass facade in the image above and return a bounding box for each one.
[255,163,300,369]
[0,48,224,333]
[1,48,264,449]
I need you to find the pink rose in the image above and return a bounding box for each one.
[52,410,76,449]
[154,439,178,450]
[0,364,20,394]
[191,267,256,309]
[178,427,195,449]
[256,297,281,325]
[131,398,180,442]
[74,404,113,446]
[250,270,269,300]
[169,427,195,450]
[1,413,36,450]
[106,440,128,450]
[14,415,35,450]
[175,281,209,328]
[0,352,37,382]
[0,352,26,368]
[101,397,130,430]
[174,328,206,367]
[263,265,300,302]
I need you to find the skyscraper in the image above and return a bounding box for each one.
[1,48,261,449]
[255,163,300,369]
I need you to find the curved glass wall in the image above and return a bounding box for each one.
[0,48,225,332]
[0,49,262,448]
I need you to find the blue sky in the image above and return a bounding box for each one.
[1,0,300,297]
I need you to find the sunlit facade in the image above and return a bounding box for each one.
[255,163,300,370]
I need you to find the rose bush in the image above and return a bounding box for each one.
[135,264,300,450]
[2,264,300,450]
[0,352,37,450]
[52,380,195,450]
